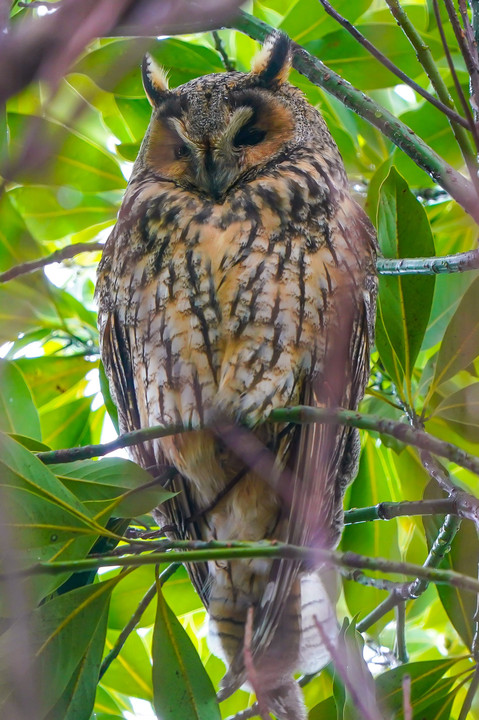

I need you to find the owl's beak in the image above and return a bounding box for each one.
[197,147,237,202]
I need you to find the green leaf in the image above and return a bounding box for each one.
[375,167,435,392]
[432,383,479,443]
[0,432,101,608]
[74,39,223,98]
[305,25,442,90]
[309,696,338,719]
[152,581,220,720]
[0,359,41,440]
[0,581,114,718]
[424,272,476,351]
[53,457,176,518]
[376,658,460,717]
[431,276,479,391]
[7,113,125,191]
[15,355,94,409]
[0,193,42,271]
[280,0,372,43]
[44,595,109,720]
[102,629,154,701]
[9,186,117,242]
[41,396,94,450]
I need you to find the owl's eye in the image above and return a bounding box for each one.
[233,125,266,148]
[174,143,190,159]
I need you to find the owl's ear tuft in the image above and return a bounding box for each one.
[142,53,170,106]
[250,31,292,86]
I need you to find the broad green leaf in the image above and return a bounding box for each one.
[305,25,442,90]
[52,457,175,518]
[0,359,41,440]
[341,439,400,627]
[41,396,93,450]
[423,482,477,650]
[309,696,338,719]
[424,272,476,350]
[431,276,479,391]
[102,630,153,701]
[376,658,460,716]
[0,432,103,608]
[15,355,94,409]
[9,186,117,242]
[280,0,372,43]
[7,113,125,191]
[44,596,109,720]
[0,580,114,718]
[0,273,98,344]
[74,39,223,98]
[432,383,479,443]
[375,167,435,391]
[0,193,41,271]
[152,582,220,720]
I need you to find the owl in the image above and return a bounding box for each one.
[96,32,377,720]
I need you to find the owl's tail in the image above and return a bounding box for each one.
[217,570,338,720]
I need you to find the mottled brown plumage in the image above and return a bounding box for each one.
[96,32,377,720]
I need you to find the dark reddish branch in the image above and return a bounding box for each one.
[0,0,244,106]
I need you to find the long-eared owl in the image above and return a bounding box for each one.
[96,32,377,720]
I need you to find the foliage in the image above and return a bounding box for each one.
[1,1,479,719]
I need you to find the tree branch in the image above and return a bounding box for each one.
[0,242,104,283]
[377,249,479,275]
[232,11,479,223]
[37,406,479,481]
[7,539,479,596]
[344,498,457,524]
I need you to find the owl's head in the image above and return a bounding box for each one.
[140,33,310,201]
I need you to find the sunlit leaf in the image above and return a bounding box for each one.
[280,0,372,43]
[0,359,41,440]
[102,629,154,701]
[74,38,223,98]
[15,355,94,409]
[7,113,125,191]
[9,185,117,242]
[431,276,479,391]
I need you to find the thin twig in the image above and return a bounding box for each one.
[0,242,104,283]
[317,0,469,129]
[384,0,478,183]
[444,0,479,139]
[394,602,409,663]
[407,514,462,599]
[434,0,479,156]
[212,30,235,71]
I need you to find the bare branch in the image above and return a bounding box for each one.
[0,242,104,283]
[377,248,479,275]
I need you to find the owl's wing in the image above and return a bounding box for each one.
[251,226,376,664]
[100,310,210,606]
